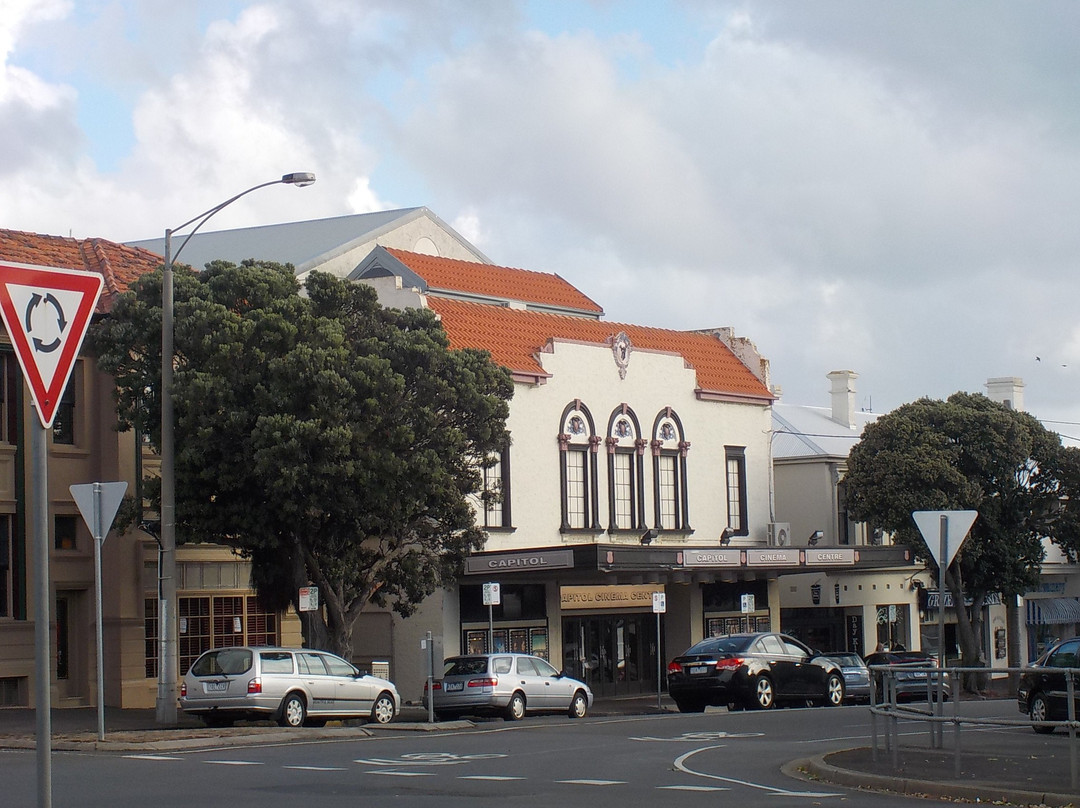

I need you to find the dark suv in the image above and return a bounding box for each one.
[666,632,845,712]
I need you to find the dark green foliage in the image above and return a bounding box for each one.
[92,261,513,655]
[845,391,1080,672]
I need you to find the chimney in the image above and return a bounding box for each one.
[827,370,858,429]
[985,377,1024,412]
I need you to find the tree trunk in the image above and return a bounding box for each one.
[945,566,988,692]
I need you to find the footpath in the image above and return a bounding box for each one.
[2,696,1077,806]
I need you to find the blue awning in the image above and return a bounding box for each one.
[1026,597,1080,625]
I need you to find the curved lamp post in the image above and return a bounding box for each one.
[157,172,316,724]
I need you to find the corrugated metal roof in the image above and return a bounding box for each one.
[772,403,878,460]
[125,207,488,273]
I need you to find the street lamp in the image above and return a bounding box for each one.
[156,172,316,725]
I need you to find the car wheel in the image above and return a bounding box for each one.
[674,698,705,713]
[278,693,307,728]
[1030,693,1055,734]
[753,676,775,709]
[371,692,397,724]
[505,691,526,721]
[824,673,845,707]
[568,690,588,719]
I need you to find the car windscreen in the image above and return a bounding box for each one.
[192,648,253,676]
[827,654,863,667]
[685,636,753,656]
[443,657,490,676]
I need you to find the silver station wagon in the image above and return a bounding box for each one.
[424,653,593,721]
[179,646,401,727]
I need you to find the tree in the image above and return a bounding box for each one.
[92,261,513,656]
[844,392,1078,686]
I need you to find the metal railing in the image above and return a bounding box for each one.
[868,663,1080,791]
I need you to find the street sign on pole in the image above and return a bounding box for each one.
[913,510,978,570]
[0,262,103,428]
[913,508,977,745]
[70,481,128,743]
[298,587,319,612]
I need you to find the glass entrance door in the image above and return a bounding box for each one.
[562,613,660,698]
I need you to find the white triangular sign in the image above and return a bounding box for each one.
[913,510,978,570]
[0,262,103,428]
[70,482,128,541]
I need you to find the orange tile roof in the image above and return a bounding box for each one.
[427,297,773,400]
[0,229,163,312]
[385,248,604,315]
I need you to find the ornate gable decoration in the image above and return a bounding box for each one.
[610,331,632,379]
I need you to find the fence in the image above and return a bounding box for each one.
[869,663,1080,791]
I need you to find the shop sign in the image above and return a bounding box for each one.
[466,549,574,574]
[682,548,741,567]
[560,584,662,610]
[745,547,800,567]
[803,548,856,566]
[926,591,1003,609]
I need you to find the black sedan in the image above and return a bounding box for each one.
[666,632,845,712]
[1018,636,1080,733]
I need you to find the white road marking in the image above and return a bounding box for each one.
[673,745,842,797]
[657,785,730,792]
[354,752,506,767]
[556,779,625,786]
[367,770,435,777]
[122,755,181,761]
[284,765,348,771]
[204,760,263,766]
[458,775,526,781]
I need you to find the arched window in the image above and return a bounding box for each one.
[651,408,690,532]
[605,405,645,532]
[558,401,601,532]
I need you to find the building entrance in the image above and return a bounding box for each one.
[561,614,660,698]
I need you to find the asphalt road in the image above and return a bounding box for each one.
[2,701,1066,807]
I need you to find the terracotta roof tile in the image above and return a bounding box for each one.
[385,248,603,315]
[0,229,162,312]
[427,297,773,400]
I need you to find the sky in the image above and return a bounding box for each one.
[2,0,1078,444]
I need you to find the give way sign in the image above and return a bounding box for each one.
[0,262,103,428]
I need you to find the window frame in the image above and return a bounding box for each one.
[559,401,601,533]
[650,409,690,532]
[725,446,748,536]
[605,406,644,532]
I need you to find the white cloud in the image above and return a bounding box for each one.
[0,0,1077,442]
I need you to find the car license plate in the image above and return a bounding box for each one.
[689,665,710,675]
[445,681,464,692]
[204,681,229,692]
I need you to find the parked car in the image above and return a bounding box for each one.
[423,653,593,721]
[1018,636,1080,734]
[666,632,845,712]
[824,651,871,703]
[864,650,950,702]
[179,646,401,728]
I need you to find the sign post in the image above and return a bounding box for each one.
[70,482,128,742]
[653,591,666,709]
[0,262,102,808]
[482,582,501,652]
[913,509,977,748]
